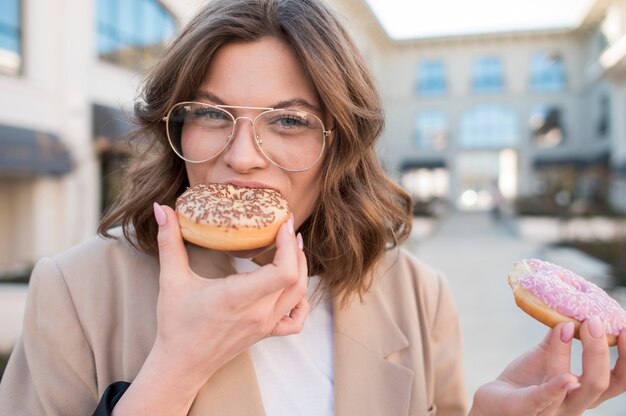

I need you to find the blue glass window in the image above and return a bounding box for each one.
[459,105,518,148]
[415,110,448,150]
[472,57,503,94]
[0,0,22,75]
[531,52,565,92]
[97,0,177,70]
[417,61,447,97]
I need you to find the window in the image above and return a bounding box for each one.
[529,105,564,147]
[459,105,518,148]
[401,168,450,201]
[415,110,448,150]
[416,60,446,97]
[531,52,565,92]
[97,0,177,71]
[0,0,22,75]
[472,57,503,93]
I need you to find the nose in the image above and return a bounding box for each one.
[221,117,269,173]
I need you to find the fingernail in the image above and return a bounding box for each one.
[288,213,295,234]
[589,316,604,339]
[296,233,304,250]
[564,382,581,391]
[560,322,575,343]
[153,202,167,227]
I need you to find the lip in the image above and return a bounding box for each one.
[226,179,274,190]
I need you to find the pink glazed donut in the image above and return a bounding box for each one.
[508,259,626,346]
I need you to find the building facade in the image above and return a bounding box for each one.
[0,0,205,271]
[337,0,623,213]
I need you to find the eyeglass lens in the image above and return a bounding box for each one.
[166,102,326,171]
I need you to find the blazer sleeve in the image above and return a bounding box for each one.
[0,257,98,415]
[430,274,467,416]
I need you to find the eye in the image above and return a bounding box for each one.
[268,112,311,129]
[281,115,308,127]
[192,107,230,121]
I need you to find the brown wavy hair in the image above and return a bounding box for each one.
[98,0,412,305]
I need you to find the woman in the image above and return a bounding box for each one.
[1,0,624,415]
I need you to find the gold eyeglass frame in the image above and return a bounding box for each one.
[162,102,333,172]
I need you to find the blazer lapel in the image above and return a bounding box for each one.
[189,350,266,416]
[333,287,414,416]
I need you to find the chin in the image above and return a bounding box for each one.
[227,245,275,265]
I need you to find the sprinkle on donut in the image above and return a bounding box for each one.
[176,183,290,230]
[174,183,291,251]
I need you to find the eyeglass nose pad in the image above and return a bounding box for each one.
[231,117,255,137]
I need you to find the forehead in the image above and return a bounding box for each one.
[199,37,320,109]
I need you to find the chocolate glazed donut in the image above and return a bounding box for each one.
[175,183,290,251]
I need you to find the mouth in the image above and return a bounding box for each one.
[225,179,274,190]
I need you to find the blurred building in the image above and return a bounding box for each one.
[335,0,626,214]
[0,0,207,271]
[0,0,625,273]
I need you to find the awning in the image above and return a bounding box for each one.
[0,124,72,176]
[400,159,447,171]
[533,152,609,169]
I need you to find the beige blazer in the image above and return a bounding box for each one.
[0,228,467,415]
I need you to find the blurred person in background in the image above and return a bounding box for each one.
[0,0,625,415]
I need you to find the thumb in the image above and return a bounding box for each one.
[524,373,580,412]
[153,202,190,278]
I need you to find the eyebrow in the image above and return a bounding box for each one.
[193,91,322,114]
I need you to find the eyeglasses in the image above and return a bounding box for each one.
[162,102,332,172]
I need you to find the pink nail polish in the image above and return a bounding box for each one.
[560,322,575,343]
[588,316,604,339]
[297,233,304,250]
[288,213,295,234]
[153,202,167,226]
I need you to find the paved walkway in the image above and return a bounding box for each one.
[411,212,625,414]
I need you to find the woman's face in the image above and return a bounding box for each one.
[184,37,327,257]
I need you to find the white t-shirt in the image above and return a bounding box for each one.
[232,257,334,416]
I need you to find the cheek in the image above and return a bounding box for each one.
[288,172,323,225]
[184,161,213,187]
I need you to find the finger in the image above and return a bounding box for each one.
[270,298,309,337]
[564,316,611,412]
[593,329,626,405]
[522,373,580,414]
[296,233,308,277]
[154,203,190,279]
[270,213,298,271]
[234,216,300,298]
[272,236,309,320]
[547,322,575,378]
[539,323,575,414]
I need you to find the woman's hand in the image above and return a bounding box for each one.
[469,320,626,416]
[112,203,308,415]
[153,203,308,372]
